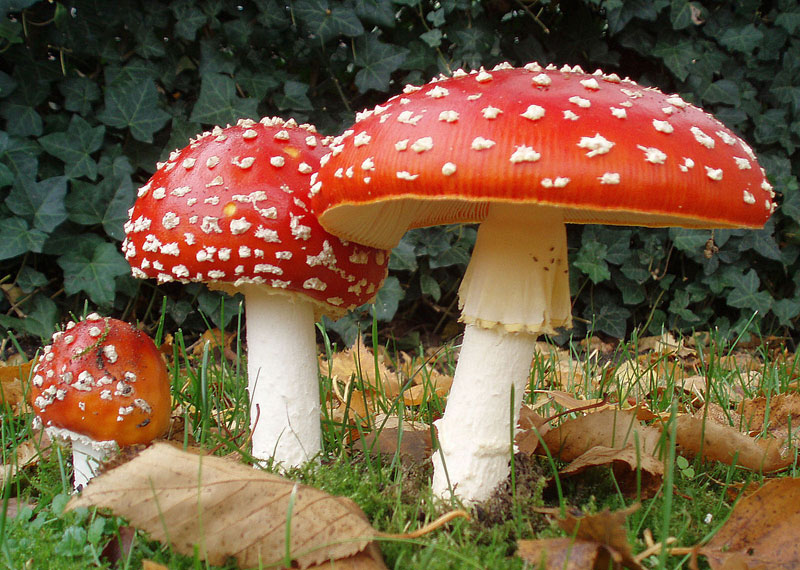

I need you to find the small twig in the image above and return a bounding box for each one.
[633,536,678,562]
[379,510,470,539]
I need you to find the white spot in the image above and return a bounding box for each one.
[638,145,667,164]
[509,146,541,163]
[578,134,615,157]
[152,187,167,199]
[563,110,580,121]
[349,251,368,264]
[354,132,371,146]
[580,78,600,90]
[171,186,192,197]
[270,156,286,168]
[131,216,152,233]
[716,130,738,146]
[239,246,252,258]
[471,137,496,150]
[666,96,688,108]
[230,218,252,235]
[521,105,545,121]
[705,166,723,181]
[206,176,223,188]
[182,158,196,169]
[275,251,292,260]
[274,129,290,141]
[218,248,231,261]
[467,94,483,101]
[411,137,434,153]
[201,217,222,234]
[482,106,503,119]
[475,69,493,83]
[290,214,312,240]
[610,107,627,119]
[439,110,459,122]
[540,177,570,188]
[305,135,318,147]
[206,156,220,168]
[306,240,337,268]
[743,191,756,204]
[395,139,409,151]
[255,264,283,275]
[361,157,375,171]
[662,106,676,115]
[397,171,419,181]
[532,73,552,86]
[569,96,591,108]
[397,111,423,125]
[442,162,457,176]
[652,120,674,134]
[426,85,449,98]
[298,162,313,174]
[303,277,327,291]
[233,156,256,169]
[690,126,715,149]
[733,157,751,170]
[173,265,190,278]
[599,172,620,184]
[142,234,161,252]
[160,242,180,256]
[255,226,280,242]
[679,157,695,172]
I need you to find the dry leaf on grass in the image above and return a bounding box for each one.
[321,338,401,397]
[518,505,644,570]
[0,360,33,414]
[359,417,432,463]
[673,415,792,472]
[738,392,800,445]
[0,431,50,486]
[142,561,169,570]
[558,445,663,499]
[68,443,384,569]
[698,478,800,569]
[520,409,662,461]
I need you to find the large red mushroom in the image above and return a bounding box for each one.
[122,118,389,467]
[310,62,776,502]
[30,315,171,489]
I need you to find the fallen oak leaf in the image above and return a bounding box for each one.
[673,415,792,472]
[0,359,33,415]
[557,444,663,499]
[697,478,800,569]
[518,504,644,570]
[68,442,380,569]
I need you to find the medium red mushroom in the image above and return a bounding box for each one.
[30,314,171,489]
[122,118,389,467]
[310,62,776,502]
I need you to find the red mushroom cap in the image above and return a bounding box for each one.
[122,118,388,318]
[311,62,776,249]
[30,315,171,446]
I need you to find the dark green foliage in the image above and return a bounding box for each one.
[0,0,798,342]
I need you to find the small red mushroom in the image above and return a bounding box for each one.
[310,62,776,502]
[121,118,389,467]
[29,314,171,489]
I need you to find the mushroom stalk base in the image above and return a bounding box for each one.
[431,325,536,503]
[243,287,322,467]
[433,205,572,503]
[72,438,114,491]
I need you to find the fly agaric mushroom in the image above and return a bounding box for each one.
[121,118,388,468]
[30,314,171,489]
[310,62,776,502]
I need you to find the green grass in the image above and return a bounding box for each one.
[1,317,797,569]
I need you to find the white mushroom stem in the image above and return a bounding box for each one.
[242,285,322,467]
[432,204,571,503]
[70,437,116,491]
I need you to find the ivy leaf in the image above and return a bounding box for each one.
[389,240,418,271]
[0,217,47,260]
[701,79,740,106]
[171,0,208,41]
[0,293,58,339]
[718,24,764,55]
[772,298,800,327]
[420,29,443,48]
[775,9,800,34]
[294,0,364,43]
[371,276,403,321]
[670,0,703,30]
[58,242,131,306]
[65,176,134,240]
[98,77,170,142]
[584,296,631,339]
[274,80,313,112]
[574,241,610,283]
[6,176,68,233]
[189,72,258,126]
[38,115,105,180]
[59,77,101,116]
[354,0,396,28]
[354,36,408,93]
[419,273,442,302]
[652,38,698,81]
[725,269,772,316]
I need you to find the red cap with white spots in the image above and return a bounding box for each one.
[311,62,775,249]
[122,118,388,318]
[30,314,171,447]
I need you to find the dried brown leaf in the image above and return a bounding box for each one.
[531,409,662,461]
[68,443,382,569]
[0,360,33,415]
[321,339,400,397]
[142,561,170,570]
[0,431,49,486]
[699,478,800,570]
[360,421,432,463]
[518,505,644,570]
[738,392,800,440]
[674,415,792,472]
[558,444,663,498]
